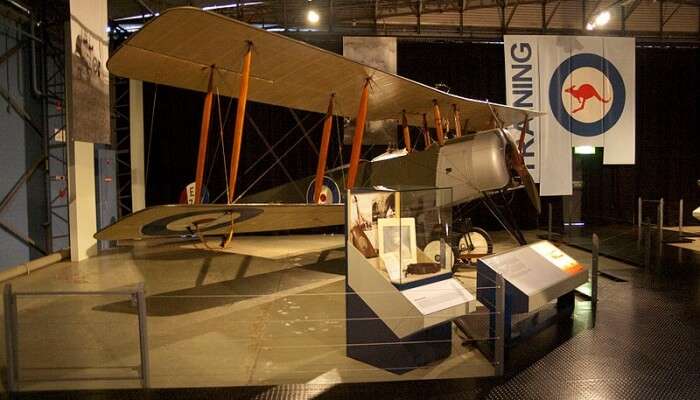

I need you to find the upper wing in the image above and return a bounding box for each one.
[94,203,344,240]
[108,7,541,131]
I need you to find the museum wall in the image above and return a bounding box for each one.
[142,38,699,228]
[0,16,48,270]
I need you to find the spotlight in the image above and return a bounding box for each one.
[586,22,595,31]
[307,9,320,24]
[594,10,611,27]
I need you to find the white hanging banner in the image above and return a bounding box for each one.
[504,35,636,196]
[602,37,636,164]
[504,37,541,183]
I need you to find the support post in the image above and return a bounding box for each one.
[135,283,150,389]
[346,79,371,189]
[129,79,146,211]
[313,94,335,203]
[67,140,97,261]
[495,273,505,376]
[401,110,412,152]
[452,104,462,138]
[194,67,215,204]
[432,100,445,145]
[4,284,17,392]
[228,43,253,203]
[591,233,599,325]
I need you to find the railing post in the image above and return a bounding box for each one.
[547,202,552,242]
[658,198,664,261]
[591,233,599,326]
[637,196,642,243]
[679,199,683,236]
[644,217,651,269]
[494,273,505,376]
[135,283,150,389]
[4,284,17,392]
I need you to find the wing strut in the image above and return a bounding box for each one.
[452,104,462,138]
[401,110,412,152]
[432,100,445,145]
[422,113,431,148]
[228,41,253,204]
[346,79,371,189]
[313,94,335,203]
[194,66,215,204]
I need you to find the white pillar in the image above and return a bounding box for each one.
[129,79,146,212]
[68,140,97,261]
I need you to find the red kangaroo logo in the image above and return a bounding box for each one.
[564,84,610,113]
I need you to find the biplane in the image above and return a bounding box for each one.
[96,7,542,248]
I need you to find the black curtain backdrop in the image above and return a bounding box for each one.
[581,46,700,226]
[142,39,699,228]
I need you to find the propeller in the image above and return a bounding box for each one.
[487,106,541,214]
[509,119,541,214]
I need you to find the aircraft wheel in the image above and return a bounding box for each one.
[456,227,494,266]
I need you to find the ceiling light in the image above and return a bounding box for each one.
[307,9,320,24]
[594,10,611,27]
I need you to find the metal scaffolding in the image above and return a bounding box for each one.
[0,0,70,258]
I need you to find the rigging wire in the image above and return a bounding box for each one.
[233,115,326,203]
[334,114,345,184]
[243,113,311,175]
[144,84,158,188]
[214,88,230,202]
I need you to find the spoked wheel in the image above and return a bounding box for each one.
[456,227,494,267]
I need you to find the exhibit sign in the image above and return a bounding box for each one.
[477,241,588,313]
[504,35,635,195]
[402,278,474,315]
[68,0,111,144]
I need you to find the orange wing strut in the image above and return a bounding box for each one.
[401,110,412,152]
[346,79,371,190]
[313,94,335,203]
[432,100,445,145]
[422,113,430,148]
[194,66,215,204]
[227,42,253,204]
[452,104,462,138]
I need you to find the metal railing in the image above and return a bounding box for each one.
[3,283,150,391]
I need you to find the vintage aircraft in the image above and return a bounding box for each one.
[96,7,542,248]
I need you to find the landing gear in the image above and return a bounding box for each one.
[452,218,494,271]
[458,226,494,264]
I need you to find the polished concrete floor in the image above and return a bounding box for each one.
[0,234,522,392]
[4,228,698,399]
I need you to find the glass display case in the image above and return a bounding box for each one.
[347,187,454,287]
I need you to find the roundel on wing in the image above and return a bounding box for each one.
[548,53,626,137]
[306,176,341,204]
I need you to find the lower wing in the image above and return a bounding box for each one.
[94,203,344,241]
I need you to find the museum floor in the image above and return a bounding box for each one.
[2,228,699,399]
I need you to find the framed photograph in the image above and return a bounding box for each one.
[378,217,417,271]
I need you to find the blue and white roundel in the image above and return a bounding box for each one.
[306,176,341,204]
[549,53,625,137]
